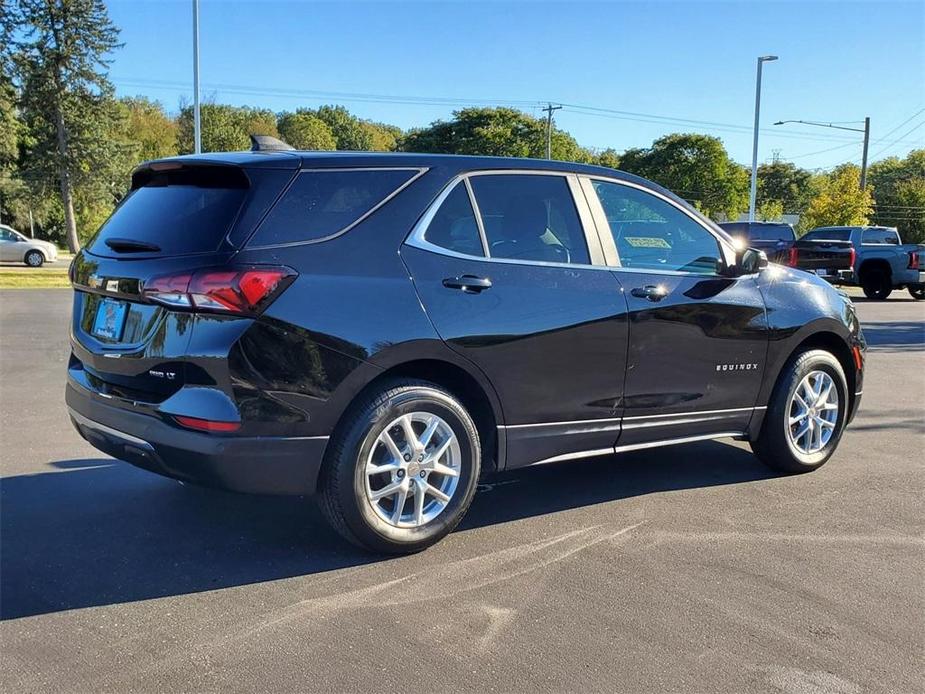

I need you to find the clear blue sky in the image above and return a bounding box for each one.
[106,0,924,169]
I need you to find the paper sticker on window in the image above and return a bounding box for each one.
[624,236,671,249]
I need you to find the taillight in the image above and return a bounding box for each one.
[849,247,856,270]
[143,267,295,315]
[787,247,799,267]
[910,252,920,270]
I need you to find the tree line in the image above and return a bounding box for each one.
[1,0,922,252]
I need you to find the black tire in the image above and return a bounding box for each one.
[751,349,849,473]
[909,284,925,301]
[319,379,481,554]
[860,268,892,300]
[24,250,44,267]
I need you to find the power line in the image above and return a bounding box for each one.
[869,119,925,160]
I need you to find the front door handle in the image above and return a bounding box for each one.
[443,275,492,293]
[630,284,668,302]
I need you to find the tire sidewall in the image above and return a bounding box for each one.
[778,352,848,469]
[861,270,890,300]
[337,386,480,552]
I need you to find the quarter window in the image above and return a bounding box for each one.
[423,183,484,257]
[249,169,417,246]
[592,180,722,274]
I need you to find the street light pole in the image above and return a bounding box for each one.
[192,0,202,154]
[860,116,870,190]
[749,55,778,222]
[774,118,871,190]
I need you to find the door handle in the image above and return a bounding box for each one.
[442,275,492,293]
[630,284,668,302]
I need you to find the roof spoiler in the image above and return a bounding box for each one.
[250,134,294,152]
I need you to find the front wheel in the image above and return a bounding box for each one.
[24,250,44,267]
[751,349,848,473]
[909,284,925,301]
[319,379,481,553]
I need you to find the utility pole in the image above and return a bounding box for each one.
[192,0,202,154]
[860,116,870,190]
[542,103,562,160]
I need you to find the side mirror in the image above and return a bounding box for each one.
[736,247,768,275]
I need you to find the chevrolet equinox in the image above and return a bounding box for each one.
[66,147,865,553]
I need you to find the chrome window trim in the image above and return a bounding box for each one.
[527,431,746,466]
[246,166,428,251]
[463,177,490,257]
[581,174,738,272]
[404,169,612,272]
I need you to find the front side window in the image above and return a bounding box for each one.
[468,174,590,265]
[423,183,484,257]
[592,180,722,274]
[249,169,418,247]
[0,229,17,242]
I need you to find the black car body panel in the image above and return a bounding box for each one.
[67,152,865,494]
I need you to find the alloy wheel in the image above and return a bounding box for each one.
[788,370,840,454]
[363,412,461,528]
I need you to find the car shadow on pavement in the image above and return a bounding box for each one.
[1,441,772,620]
[860,320,925,352]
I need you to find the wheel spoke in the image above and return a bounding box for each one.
[413,482,426,525]
[390,486,409,524]
[379,429,404,463]
[817,380,835,406]
[370,480,403,501]
[793,422,810,444]
[424,484,451,503]
[431,461,459,478]
[419,416,440,449]
[793,391,809,410]
[399,415,418,451]
[430,437,453,464]
[817,416,835,429]
[820,402,838,411]
[366,460,401,476]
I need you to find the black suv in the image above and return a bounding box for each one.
[67,150,865,553]
[718,220,796,264]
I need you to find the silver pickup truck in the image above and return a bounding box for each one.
[787,226,925,300]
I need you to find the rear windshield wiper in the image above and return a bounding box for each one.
[104,238,161,253]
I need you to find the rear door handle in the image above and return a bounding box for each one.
[442,275,492,293]
[630,284,668,302]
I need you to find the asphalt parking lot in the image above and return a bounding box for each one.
[1,289,923,693]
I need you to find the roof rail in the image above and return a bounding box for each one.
[249,134,294,152]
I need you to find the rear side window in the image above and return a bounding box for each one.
[861,228,899,244]
[248,169,418,247]
[89,166,248,256]
[424,184,485,257]
[802,228,851,242]
[469,174,590,265]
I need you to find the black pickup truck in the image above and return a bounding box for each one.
[787,226,925,300]
[718,221,795,264]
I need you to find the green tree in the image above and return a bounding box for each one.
[619,133,749,219]
[361,120,401,151]
[277,110,336,150]
[118,96,177,161]
[312,105,373,150]
[399,106,592,161]
[177,103,278,153]
[869,150,925,242]
[14,0,125,252]
[757,160,811,214]
[756,199,784,221]
[593,148,621,170]
[799,164,873,233]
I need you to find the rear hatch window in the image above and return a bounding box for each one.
[87,165,248,258]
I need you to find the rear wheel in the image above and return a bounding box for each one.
[860,268,892,300]
[24,250,44,267]
[319,379,480,553]
[909,284,925,301]
[751,349,848,473]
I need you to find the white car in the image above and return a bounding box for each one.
[0,225,59,267]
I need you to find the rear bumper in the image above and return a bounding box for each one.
[66,382,328,495]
